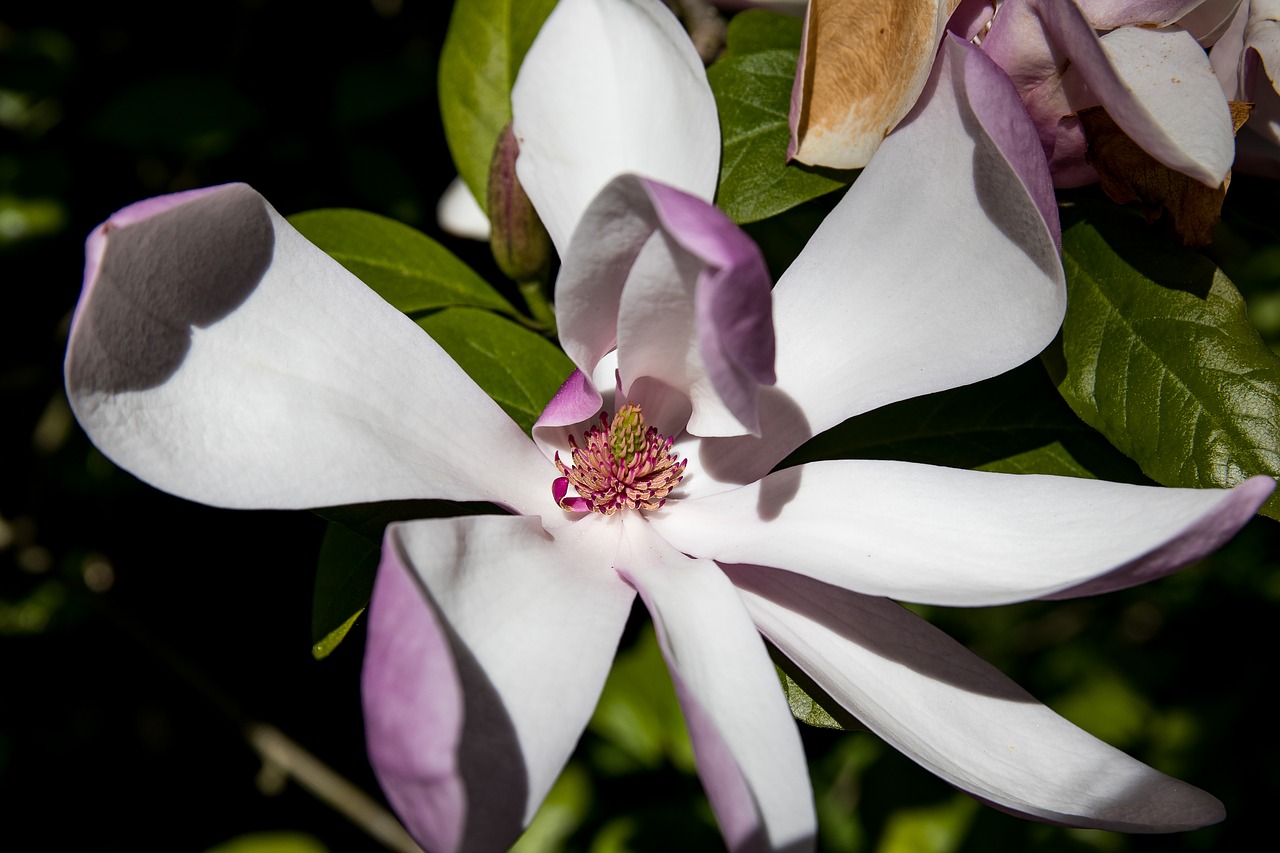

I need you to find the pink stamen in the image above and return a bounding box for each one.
[553,404,686,515]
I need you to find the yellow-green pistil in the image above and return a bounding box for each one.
[554,403,686,515]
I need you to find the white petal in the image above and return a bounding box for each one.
[685,38,1065,490]
[364,514,635,851]
[511,0,720,256]
[618,515,815,852]
[727,564,1226,832]
[1173,0,1246,46]
[65,184,552,513]
[1210,0,1251,96]
[436,176,491,241]
[1087,25,1236,186]
[650,459,1273,606]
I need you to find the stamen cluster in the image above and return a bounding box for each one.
[554,403,686,515]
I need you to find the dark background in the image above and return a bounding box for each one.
[3,2,1279,851]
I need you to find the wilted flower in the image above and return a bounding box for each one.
[790,0,1240,190]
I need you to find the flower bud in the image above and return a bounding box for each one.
[487,121,552,283]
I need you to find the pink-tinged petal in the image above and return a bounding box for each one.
[959,33,1061,246]
[1075,0,1205,28]
[727,564,1226,832]
[511,0,719,257]
[992,0,1235,186]
[1174,0,1246,45]
[949,0,997,41]
[364,514,635,852]
[436,176,490,241]
[1044,475,1275,599]
[65,183,552,514]
[651,459,1273,606]
[788,0,956,169]
[556,175,775,438]
[616,515,815,853]
[1242,0,1280,145]
[531,369,605,461]
[688,37,1064,491]
[1210,0,1250,95]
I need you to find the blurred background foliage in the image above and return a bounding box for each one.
[2,1,1279,851]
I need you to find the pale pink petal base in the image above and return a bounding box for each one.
[728,564,1227,833]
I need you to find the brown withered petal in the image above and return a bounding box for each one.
[790,0,960,169]
[1080,101,1254,248]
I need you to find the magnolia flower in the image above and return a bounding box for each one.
[792,0,1237,189]
[1212,0,1280,175]
[65,1,1273,851]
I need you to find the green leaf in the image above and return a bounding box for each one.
[289,208,516,316]
[310,522,379,659]
[769,645,864,731]
[201,832,329,853]
[589,625,695,773]
[878,795,978,853]
[782,360,1147,483]
[512,763,593,853]
[439,0,558,211]
[722,8,803,57]
[1052,202,1280,519]
[417,306,573,433]
[709,48,850,224]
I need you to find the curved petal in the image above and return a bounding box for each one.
[363,514,635,852]
[617,516,815,852]
[556,176,775,437]
[1173,0,1245,46]
[1087,25,1234,185]
[532,369,605,460]
[436,176,491,241]
[1038,0,1234,186]
[1210,0,1250,95]
[788,0,955,169]
[65,184,554,513]
[687,37,1064,490]
[650,459,1274,606]
[1075,0,1205,29]
[727,564,1226,832]
[1242,0,1280,145]
[511,0,719,256]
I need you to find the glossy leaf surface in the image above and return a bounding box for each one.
[1053,203,1280,519]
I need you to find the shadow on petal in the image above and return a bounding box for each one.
[724,563,1032,702]
[365,545,530,852]
[71,184,274,393]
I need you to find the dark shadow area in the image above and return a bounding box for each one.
[68,184,273,393]
[1059,196,1219,299]
[726,563,1037,703]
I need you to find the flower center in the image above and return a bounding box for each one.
[553,403,686,515]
